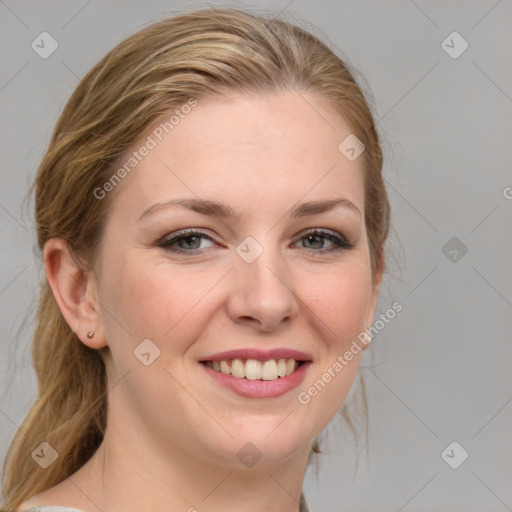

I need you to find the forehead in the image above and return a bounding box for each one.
[107,90,365,223]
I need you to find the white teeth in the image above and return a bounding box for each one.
[220,360,230,375]
[206,358,301,380]
[286,359,296,375]
[245,359,262,380]
[231,358,245,378]
[261,359,278,380]
[277,359,287,377]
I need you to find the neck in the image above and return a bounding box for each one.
[64,420,312,512]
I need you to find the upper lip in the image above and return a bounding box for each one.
[200,348,312,362]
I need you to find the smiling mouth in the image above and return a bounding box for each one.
[200,358,307,381]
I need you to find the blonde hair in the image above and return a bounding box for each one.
[2,7,389,509]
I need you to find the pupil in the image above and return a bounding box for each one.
[180,236,200,249]
[305,234,322,249]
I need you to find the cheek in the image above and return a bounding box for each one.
[295,264,371,431]
[299,262,373,347]
[99,252,220,356]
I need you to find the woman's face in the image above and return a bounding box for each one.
[92,90,381,469]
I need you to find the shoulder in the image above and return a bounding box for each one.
[15,479,87,512]
[17,508,85,512]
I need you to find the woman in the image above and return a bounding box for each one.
[2,7,389,512]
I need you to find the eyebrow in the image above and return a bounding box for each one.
[137,196,361,222]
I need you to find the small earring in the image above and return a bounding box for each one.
[87,331,95,339]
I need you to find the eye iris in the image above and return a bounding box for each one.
[304,234,323,249]
[179,235,201,249]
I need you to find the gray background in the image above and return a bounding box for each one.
[1,1,511,511]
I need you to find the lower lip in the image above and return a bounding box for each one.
[200,362,312,398]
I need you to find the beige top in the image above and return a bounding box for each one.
[21,509,84,512]
[19,498,311,512]
[22,509,84,512]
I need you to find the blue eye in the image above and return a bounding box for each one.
[293,229,355,254]
[157,228,354,255]
[157,229,215,254]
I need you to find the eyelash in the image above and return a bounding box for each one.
[156,228,355,255]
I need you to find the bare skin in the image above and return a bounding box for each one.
[21,90,382,512]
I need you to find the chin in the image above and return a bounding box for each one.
[204,420,314,468]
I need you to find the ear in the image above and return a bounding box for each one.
[363,247,385,349]
[43,238,106,349]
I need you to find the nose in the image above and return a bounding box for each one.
[227,246,299,332]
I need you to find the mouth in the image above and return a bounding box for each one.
[199,358,307,381]
[198,352,312,399]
